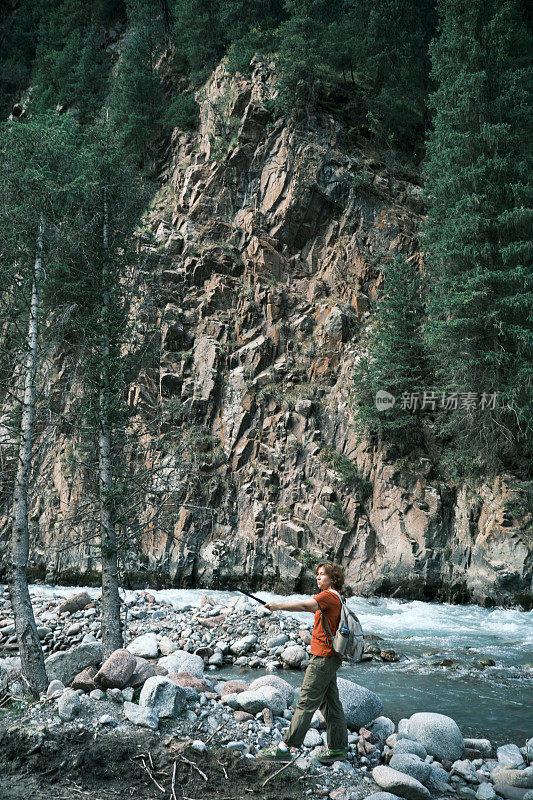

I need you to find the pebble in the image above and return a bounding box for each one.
[1,587,524,800]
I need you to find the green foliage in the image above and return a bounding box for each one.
[329,0,436,140]
[422,0,533,475]
[351,256,427,454]
[275,1,326,110]
[172,0,226,83]
[327,500,349,530]
[319,446,373,499]
[108,2,166,164]
[0,114,87,295]
[164,92,199,130]
[0,0,41,115]
[297,548,318,568]
[31,1,111,119]
[225,28,277,75]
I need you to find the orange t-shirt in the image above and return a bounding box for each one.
[311,590,341,656]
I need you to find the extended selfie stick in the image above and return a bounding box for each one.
[238,588,269,607]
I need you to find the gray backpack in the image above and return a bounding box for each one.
[321,590,364,663]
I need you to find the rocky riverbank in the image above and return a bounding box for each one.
[1,590,531,800]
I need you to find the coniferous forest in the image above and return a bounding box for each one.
[0,0,532,700]
[2,0,531,475]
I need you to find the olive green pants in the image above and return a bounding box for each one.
[283,653,348,750]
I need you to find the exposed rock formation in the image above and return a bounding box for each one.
[1,58,530,606]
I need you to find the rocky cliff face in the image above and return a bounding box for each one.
[2,59,531,606]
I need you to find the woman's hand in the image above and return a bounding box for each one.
[265,602,279,611]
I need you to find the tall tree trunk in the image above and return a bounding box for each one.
[8,220,48,696]
[99,190,122,659]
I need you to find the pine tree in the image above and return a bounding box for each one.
[108,0,166,164]
[0,0,42,115]
[0,115,85,694]
[32,0,110,119]
[49,122,148,657]
[276,0,341,109]
[326,0,436,141]
[422,0,533,475]
[351,256,427,454]
[172,0,225,82]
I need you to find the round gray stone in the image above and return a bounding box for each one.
[372,765,431,800]
[366,794,402,800]
[497,745,525,770]
[281,645,306,668]
[124,701,159,730]
[368,716,396,742]
[303,728,323,747]
[139,676,186,718]
[127,633,159,659]
[389,754,432,786]
[394,740,428,760]
[337,677,383,730]
[249,675,295,706]
[177,653,204,678]
[407,713,464,762]
[57,689,81,721]
[476,782,497,800]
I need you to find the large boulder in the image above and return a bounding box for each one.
[45,642,102,685]
[368,717,396,742]
[249,675,295,706]
[94,649,136,689]
[406,713,464,762]
[159,636,177,656]
[127,633,159,659]
[139,676,186,718]
[58,591,92,615]
[497,745,526,770]
[372,766,431,800]
[255,686,286,717]
[393,740,428,760]
[221,680,248,697]
[168,672,210,693]
[492,769,533,790]
[337,678,383,730]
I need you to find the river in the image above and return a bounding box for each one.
[29,585,532,747]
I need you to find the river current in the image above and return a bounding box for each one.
[29,585,532,747]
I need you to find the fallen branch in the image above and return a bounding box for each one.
[170,759,177,800]
[205,724,222,743]
[261,755,298,787]
[179,755,208,782]
[133,756,166,794]
[217,758,228,779]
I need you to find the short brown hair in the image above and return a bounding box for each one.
[315,561,345,591]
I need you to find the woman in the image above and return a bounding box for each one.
[257,561,348,764]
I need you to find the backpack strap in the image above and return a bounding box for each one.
[320,610,334,647]
[319,590,342,647]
